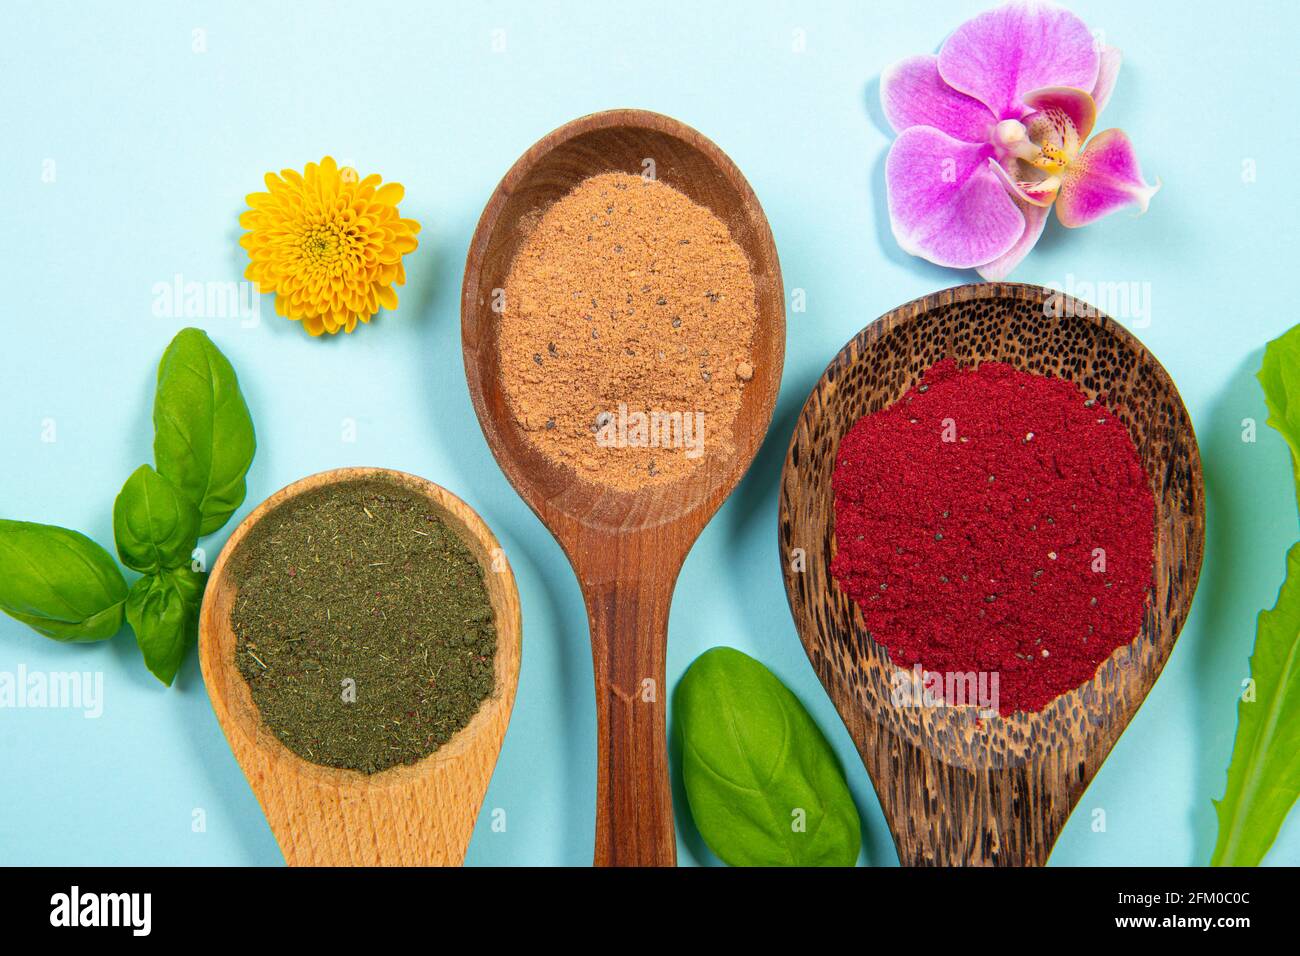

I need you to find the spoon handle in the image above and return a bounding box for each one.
[583,568,678,867]
[871,734,1071,866]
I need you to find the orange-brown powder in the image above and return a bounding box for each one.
[499,172,758,490]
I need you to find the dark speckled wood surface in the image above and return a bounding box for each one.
[779,283,1204,864]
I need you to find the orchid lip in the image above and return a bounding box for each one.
[1031,141,1069,175]
[993,101,1086,184]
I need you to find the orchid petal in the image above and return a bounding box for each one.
[1091,46,1122,113]
[886,127,1024,268]
[938,0,1099,120]
[881,54,996,143]
[977,198,1051,279]
[1022,86,1097,148]
[1056,128,1160,228]
[989,157,1058,206]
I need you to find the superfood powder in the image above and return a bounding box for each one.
[830,359,1155,715]
[498,172,758,489]
[231,478,496,774]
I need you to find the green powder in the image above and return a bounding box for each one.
[230,477,496,774]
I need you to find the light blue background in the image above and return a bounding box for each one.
[1,0,1296,866]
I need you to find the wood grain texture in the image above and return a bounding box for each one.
[199,467,521,866]
[462,110,785,865]
[778,283,1204,866]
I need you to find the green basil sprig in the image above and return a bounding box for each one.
[674,647,862,866]
[0,328,256,686]
[0,521,128,641]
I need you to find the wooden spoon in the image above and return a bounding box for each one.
[199,467,521,866]
[462,110,785,866]
[778,283,1204,866]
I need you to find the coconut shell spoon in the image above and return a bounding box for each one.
[779,283,1204,866]
[462,110,785,866]
[200,467,521,866]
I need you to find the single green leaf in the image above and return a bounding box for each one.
[113,464,201,573]
[1211,334,1300,864]
[1257,323,1300,515]
[0,520,127,642]
[1212,542,1300,865]
[153,328,256,536]
[126,566,207,686]
[674,647,861,866]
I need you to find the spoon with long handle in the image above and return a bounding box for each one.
[462,110,785,865]
[779,284,1203,865]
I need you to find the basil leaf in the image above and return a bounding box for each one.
[113,464,201,573]
[127,566,207,686]
[675,647,861,866]
[153,328,256,536]
[0,520,128,642]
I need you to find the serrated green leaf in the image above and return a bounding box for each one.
[153,328,256,536]
[1257,324,1300,516]
[1212,542,1300,865]
[127,566,207,686]
[674,647,861,866]
[1212,329,1300,864]
[0,520,127,642]
[113,464,201,573]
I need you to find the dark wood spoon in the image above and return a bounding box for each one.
[462,110,785,866]
[778,283,1204,865]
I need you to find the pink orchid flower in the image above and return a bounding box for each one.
[881,0,1159,279]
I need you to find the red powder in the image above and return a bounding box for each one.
[830,359,1155,715]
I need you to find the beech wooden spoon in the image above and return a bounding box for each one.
[199,467,521,866]
[778,283,1204,866]
[462,110,785,866]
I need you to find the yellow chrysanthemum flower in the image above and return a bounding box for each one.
[239,156,420,336]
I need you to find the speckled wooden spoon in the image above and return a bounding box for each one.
[779,283,1204,866]
[462,110,785,866]
[199,467,521,866]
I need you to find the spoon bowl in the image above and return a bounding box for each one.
[778,283,1204,865]
[199,467,521,866]
[463,110,785,865]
